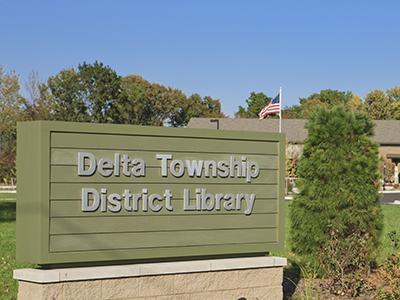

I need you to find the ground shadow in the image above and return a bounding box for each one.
[283,262,301,300]
[0,201,16,222]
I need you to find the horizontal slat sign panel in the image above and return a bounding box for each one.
[16,121,285,265]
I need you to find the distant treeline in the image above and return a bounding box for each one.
[1,61,399,183]
[0,62,224,184]
[236,89,400,119]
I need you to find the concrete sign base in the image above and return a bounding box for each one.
[14,256,287,300]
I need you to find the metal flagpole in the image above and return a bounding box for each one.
[279,87,282,133]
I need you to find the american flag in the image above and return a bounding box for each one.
[258,93,280,120]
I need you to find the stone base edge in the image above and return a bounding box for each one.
[16,264,285,300]
[14,256,287,283]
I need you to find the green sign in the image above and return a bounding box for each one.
[17,121,285,265]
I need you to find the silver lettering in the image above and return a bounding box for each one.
[123,189,132,211]
[156,154,172,177]
[81,188,99,211]
[229,156,242,178]
[132,159,145,176]
[132,193,141,211]
[98,158,113,177]
[183,188,196,210]
[223,193,235,210]
[122,154,131,176]
[244,194,256,215]
[204,160,217,178]
[108,193,122,212]
[186,160,203,177]
[149,194,162,212]
[215,193,224,211]
[201,188,215,211]
[247,160,260,182]
[142,188,148,212]
[165,189,173,211]
[170,160,184,177]
[78,152,96,176]
[217,161,229,178]
[114,153,120,176]
[100,188,107,212]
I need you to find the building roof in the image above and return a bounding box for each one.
[187,118,400,145]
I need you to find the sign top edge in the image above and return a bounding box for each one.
[17,120,285,142]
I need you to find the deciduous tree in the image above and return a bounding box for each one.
[121,75,187,126]
[387,86,400,120]
[48,62,123,123]
[235,92,270,118]
[292,89,353,118]
[122,75,224,127]
[0,66,28,184]
[25,71,54,120]
[363,89,393,120]
[170,93,224,127]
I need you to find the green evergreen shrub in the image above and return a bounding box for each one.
[290,106,383,295]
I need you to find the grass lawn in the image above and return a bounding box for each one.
[0,194,33,300]
[0,194,399,299]
[378,202,400,262]
[275,201,400,264]
[0,193,15,201]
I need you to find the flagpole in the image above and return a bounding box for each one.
[279,87,282,133]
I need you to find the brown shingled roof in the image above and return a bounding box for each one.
[187,118,400,145]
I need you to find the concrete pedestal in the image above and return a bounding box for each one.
[14,256,287,300]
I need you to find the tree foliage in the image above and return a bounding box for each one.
[282,89,354,118]
[236,89,366,119]
[363,87,400,120]
[0,62,225,183]
[170,93,224,127]
[47,62,123,123]
[120,75,224,127]
[235,92,270,118]
[388,86,400,119]
[0,67,28,183]
[2,60,400,184]
[46,66,224,127]
[282,88,400,120]
[25,71,55,120]
[363,90,393,120]
[290,106,383,295]
[121,75,185,126]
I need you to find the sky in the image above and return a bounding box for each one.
[1,0,399,116]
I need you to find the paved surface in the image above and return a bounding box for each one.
[286,192,400,205]
[380,192,400,204]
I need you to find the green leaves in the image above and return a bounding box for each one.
[284,89,354,119]
[169,94,224,127]
[0,66,29,184]
[48,62,123,123]
[0,62,225,184]
[235,92,271,118]
[121,76,224,127]
[47,66,224,127]
[236,87,400,120]
[363,88,400,120]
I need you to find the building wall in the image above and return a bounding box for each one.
[378,146,400,160]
